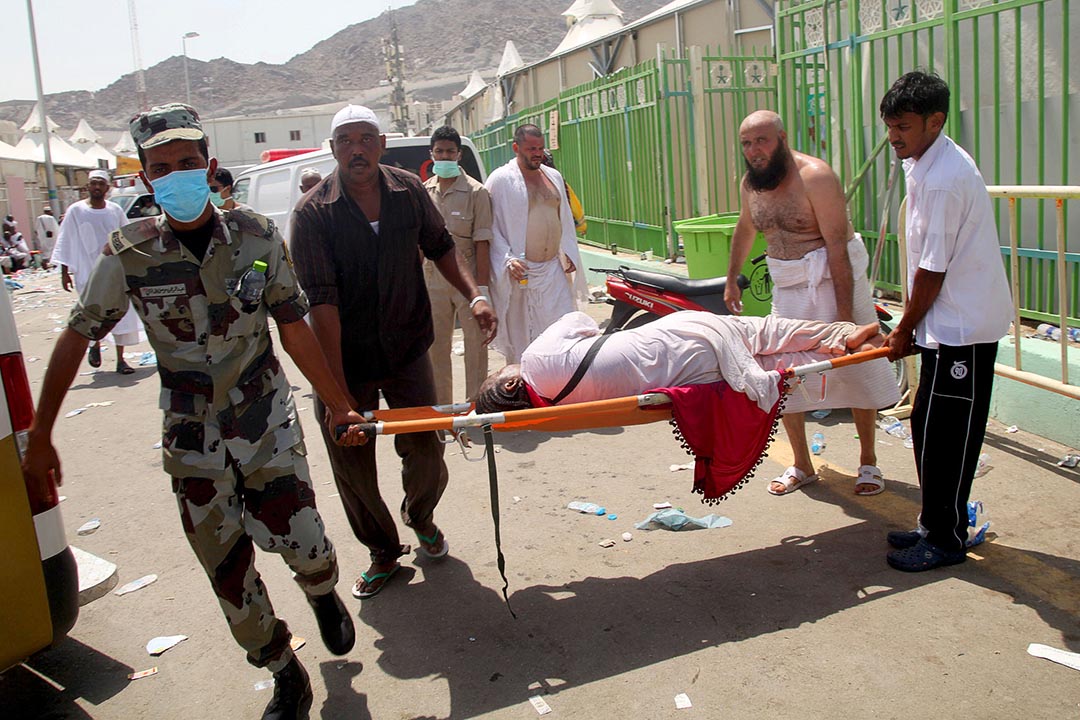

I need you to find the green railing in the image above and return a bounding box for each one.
[557,61,668,256]
[775,0,1077,316]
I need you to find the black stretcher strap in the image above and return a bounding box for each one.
[547,331,615,405]
[484,425,516,618]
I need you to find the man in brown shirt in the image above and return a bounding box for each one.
[289,105,496,599]
[423,125,495,405]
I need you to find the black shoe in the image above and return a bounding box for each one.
[887,538,967,573]
[886,530,923,549]
[262,657,312,720]
[87,343,101,368]
[308,590,355,656]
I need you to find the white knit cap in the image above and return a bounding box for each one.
[88,169,111,182]
[330,105,381,135]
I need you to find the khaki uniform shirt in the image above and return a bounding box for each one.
[422,172,493,276]
[68,209,309,480]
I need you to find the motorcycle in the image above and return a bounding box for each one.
[592,255,908,393]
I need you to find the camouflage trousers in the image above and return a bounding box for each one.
[172,444,337,673]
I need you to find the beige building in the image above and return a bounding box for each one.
[445,0,773,135]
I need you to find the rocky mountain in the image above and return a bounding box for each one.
[1,0,669,134]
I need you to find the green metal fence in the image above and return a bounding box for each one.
[557,61,668,256]
[775,0,1078,320]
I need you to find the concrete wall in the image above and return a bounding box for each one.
[991,337,1080,448]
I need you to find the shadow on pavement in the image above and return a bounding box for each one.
[318,659,370,720]
[0,637,132,719]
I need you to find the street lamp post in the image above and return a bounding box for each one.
[181,31,199,106]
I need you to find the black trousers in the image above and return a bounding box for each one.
[315,354,449,565]
[911,341,998,552]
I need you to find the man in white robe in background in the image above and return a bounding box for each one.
[486,123,587,364]
[52,170,144,373]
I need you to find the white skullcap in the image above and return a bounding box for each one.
[88,169,111,182]
[330,105,381,135]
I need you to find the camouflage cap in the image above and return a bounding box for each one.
[129,103,205,149]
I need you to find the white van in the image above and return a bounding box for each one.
[232,135,488,241]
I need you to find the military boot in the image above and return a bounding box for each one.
[307,589,355,655]
[262,657,312,720]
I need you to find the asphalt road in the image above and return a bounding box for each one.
[2,267,1078,719]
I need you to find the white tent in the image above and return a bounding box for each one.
[13,131,97,168]
[0,137,42,163]
[68,119,101,145]
[20,103,60,134]
[69,119,116,169]
[113,133,138,156]
[496,41,526,77]
[551,0,626,56]
[460,70,488,100]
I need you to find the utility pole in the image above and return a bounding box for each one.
[127,0,148,111]
[24,0,59,211]
[382,10,409,134]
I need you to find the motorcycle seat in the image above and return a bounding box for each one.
[621,267,730,297]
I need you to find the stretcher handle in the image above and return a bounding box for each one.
[334,423,379,441]
[828,345,891,368]
[782,345,891,379]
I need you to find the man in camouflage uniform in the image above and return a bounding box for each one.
[23,103,366,720]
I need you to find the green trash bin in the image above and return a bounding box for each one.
[674,212,772,317]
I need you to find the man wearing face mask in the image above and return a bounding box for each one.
[22,103,369,720]
[209,167,250,211]
[422,125,494,405]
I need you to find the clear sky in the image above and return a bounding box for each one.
[3,0,419,102]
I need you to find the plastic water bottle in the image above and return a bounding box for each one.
[811,409,831,419]
[974,452,992,478]
[1036,323,1062,341]
[567,501,606,515]
[237,260,268,310]
[878,417,909,439]
[517,253,529,288]
[1068,328,1080,342]
[810,432,826,455]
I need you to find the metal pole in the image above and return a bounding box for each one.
[25,0,60,212]
[182,35,191,105]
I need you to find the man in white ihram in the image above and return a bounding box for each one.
[485,123,588,363]
[51,169,144,373]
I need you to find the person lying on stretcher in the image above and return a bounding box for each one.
[476,311,883,415]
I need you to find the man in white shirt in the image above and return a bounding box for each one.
[34,206,60,268]
[881,72,1013,572]
[52,170,144,373]
[476,311,883,416]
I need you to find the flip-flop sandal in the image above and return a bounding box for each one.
[116,362,136,375]
[768,466,819,496]
[351,564,400,599]
[855,464,885,496]
[416,528,449,559]
[87,344,102,368]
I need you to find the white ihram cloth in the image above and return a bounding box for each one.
[521,311,862,414]
[34,213,60,258]
[52,200,144,346]
[766,236,899,413]
[486,159,588,362]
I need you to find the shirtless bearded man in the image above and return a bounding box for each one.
[724,110,900,497]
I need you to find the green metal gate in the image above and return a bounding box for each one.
[776,0,1078,319]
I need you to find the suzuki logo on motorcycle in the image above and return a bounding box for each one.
[626,293,655,310]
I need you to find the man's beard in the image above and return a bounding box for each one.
[744,144,789,192]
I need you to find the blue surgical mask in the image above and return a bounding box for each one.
[432,160,461,179]
[150,168,212,222]
[209,191,225,207]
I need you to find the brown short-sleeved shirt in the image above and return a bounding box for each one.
[289,165,455,383]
